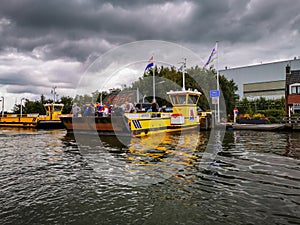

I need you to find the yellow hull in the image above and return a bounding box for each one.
[0,114,64,129]
[60,113,200,137]
[0,115,38,128]
[126,112,200,137]
[133,125,200,137]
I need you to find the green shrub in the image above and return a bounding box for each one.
[257,109,284,118]
[268,116,277,123]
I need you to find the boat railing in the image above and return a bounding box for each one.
[124,111,172,119]
[0,113,39,118]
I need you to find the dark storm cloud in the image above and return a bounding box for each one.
[1,0,299,61]
[6,85,45,95]
[0,72,38,86]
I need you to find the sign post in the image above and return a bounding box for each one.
[210,90,220,123]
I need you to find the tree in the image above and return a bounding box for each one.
[60,96,73,114]
[219,75,239,114]
[23,99,45,114]
[129,65,238,112]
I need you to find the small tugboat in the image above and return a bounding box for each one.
[0,103,65,129]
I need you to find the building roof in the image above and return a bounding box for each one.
[288,70,300,85]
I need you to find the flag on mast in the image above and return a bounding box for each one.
[203,43,217,69]
[145,56,154,71]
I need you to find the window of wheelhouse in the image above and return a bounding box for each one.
[178,95,186,104]
[187,95,199,104]
[170,95,186,104]
[54,105,63,111]
[290,83,300,94]
[170,95,177,105]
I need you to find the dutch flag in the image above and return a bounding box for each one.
[145,56,154,71]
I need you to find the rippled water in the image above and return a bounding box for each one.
[0,128,299,225]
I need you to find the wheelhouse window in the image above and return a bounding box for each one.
[188,95,199,104]
[54,106,63,111]
[170,94,199,105]
[178,95,186,104]
[170,96,177,104]
[170,95,186,104]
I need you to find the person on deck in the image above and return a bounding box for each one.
[151,99,159,112]
[97,103,104,117]
[88,103,95,116]
[124,101,134,113]
[103,104,109,117]
[111,103,123,116]
[160,105,167,112]
[71,103,80,117]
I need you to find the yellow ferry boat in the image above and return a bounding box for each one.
[0,103,65,129]
[60,58,212,136]
[60,88,203,137]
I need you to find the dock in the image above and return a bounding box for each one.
[225,116,300,131]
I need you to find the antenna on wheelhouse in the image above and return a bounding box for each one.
[179,58,187,91]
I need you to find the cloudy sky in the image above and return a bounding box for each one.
[1,0,300,111]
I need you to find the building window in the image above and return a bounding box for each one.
[293,103,300,114]
[290,83,300,94]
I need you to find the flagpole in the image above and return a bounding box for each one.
[182,58,186,91]
[152,57,156,102]
[216,41,220,123]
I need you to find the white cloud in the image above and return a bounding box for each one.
[0,50,82,111]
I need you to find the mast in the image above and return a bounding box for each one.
[179,58,187,91]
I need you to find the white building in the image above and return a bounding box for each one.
[219,58,300,99]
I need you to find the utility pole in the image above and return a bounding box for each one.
[20,98,25,117]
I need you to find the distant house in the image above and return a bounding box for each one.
[285,64,300,115]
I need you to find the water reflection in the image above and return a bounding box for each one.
[0,127,39,136]
[59,130,300,225]
[285,132,300,159]
[67,130,210,186]
[222,130,300,159]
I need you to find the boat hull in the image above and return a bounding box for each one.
[60,114,200,137]
[0,116,64,129]
[0,116,38,128]
[36,120,64,129]
[60,116,131,136]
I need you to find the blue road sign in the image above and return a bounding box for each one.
[210,90,220,98]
